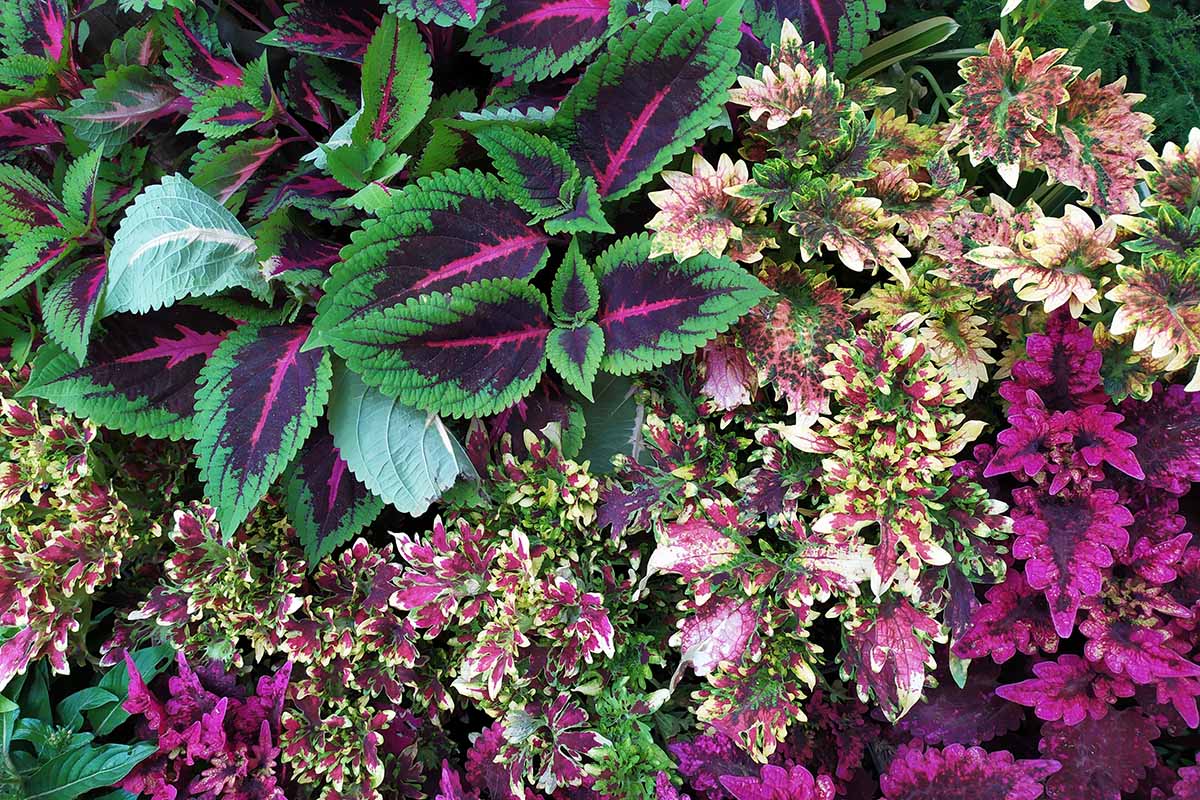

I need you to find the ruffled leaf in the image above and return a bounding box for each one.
[1038,709,1159,800]
[880,743,1061,800]
[842,597,943,721]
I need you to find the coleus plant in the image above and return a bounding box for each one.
[7,0,786,556]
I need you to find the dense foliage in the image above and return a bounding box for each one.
[1,0,1199,797]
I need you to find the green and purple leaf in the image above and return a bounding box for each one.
[258,214,343,285]
[353,15,433,150]
[261,0,381,62]
[385,0,494,29]
[0,162,66,236]
[593,233,769,374]
[550,237,599,320]
[314,169,550,336]
[248,168,351,221]
[324,278,552,418]
[0,225,73,301]
[743,0,884,74]
[41,256,107,363]
[193,322,333,536]
[465,0,621,82]
[20,306,235,439]
[550,0,742,200]
[191,136,286,208]
[163,8,243,97]
[284,419,384,562]
[0,102,62,149]
[0,0,69,61]
[548,322,604,400]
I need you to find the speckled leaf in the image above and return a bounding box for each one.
[193,323,332,536]
[20,306,235,439]
[593,233,769,375]
[950,32,1078,186]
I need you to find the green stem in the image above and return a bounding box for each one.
[908,66,952,118]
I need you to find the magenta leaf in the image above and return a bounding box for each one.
[1038,709,1159,800]
[1010,485,1132,638]
[1,0,69,61]
[881,743,1061,800]
[996,654,1135,725]
[1118,383,1200,496]
[21,306,235,439]
[672,595,758,676]
[842,597,942,721]
[193,323,333,535]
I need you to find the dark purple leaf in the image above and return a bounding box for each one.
[261,0,381,62]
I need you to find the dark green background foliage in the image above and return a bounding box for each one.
[884,0,1200,145]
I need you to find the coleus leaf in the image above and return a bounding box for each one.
[284,419,384,563]
[105,174,264,316]
[53,65,180,150]
[550,0,742,200]
[0,162,66,237]
[550,237,598,322]
[314,169,550,335]
[465,0,621,83]
[354,15,433,150]
[547,323,604,400]
[841,597,943,722]
[671,596,758,677]
[193,322,332,536]
[179,55,278,139]
[1107,255,1200,391]
[949,32,1078,186]
[61,149,103,229]
[880,743,1061,800]
[897,662,1023,746]
[325,278,552,418]
[542,177,611,235]
[384,0,494,29]
[1038,709,1159,800]
[474,125,592,222]
[0,225,74,301]
[162,7,243,97]
[1010,485,1132,639]
[743,0,884,75]
[41,256,107,364]
[260,0,381,62]
[0,0,69,61]
[20,306,235,439]
[0,101,61,149]
[257,212,343,285]
[592,233,769,375]
[191,136,286,208]
[1030,71,1154,215]
[327,363,476,515]
[736,265,853,422]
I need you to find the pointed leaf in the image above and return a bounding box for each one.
[105,174,263,315]
[284,419,384,562]
[22,742,156,800]
[550,0,742,200]
[550,237,598,319]
[0,0,69,61]
[593,233,769,374]
[0,162,66,236]
[315,169,550,335]
[354,15,433,149]
[465,0,620,82]
[53,65,179,150]
[542,176,612,235]
[744,0,884,74]
[548,322,603,400]
[41,256,107,364]
[191,136,286,207]
[328,363,475,518]
[327,278,552,418]
[0,225,73,300]
[0,102,61,149]
[20,306,235,439]
[61,149,103,228]
[474,124,585,220]
[193,323,332,536]
[260,0,380,62]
